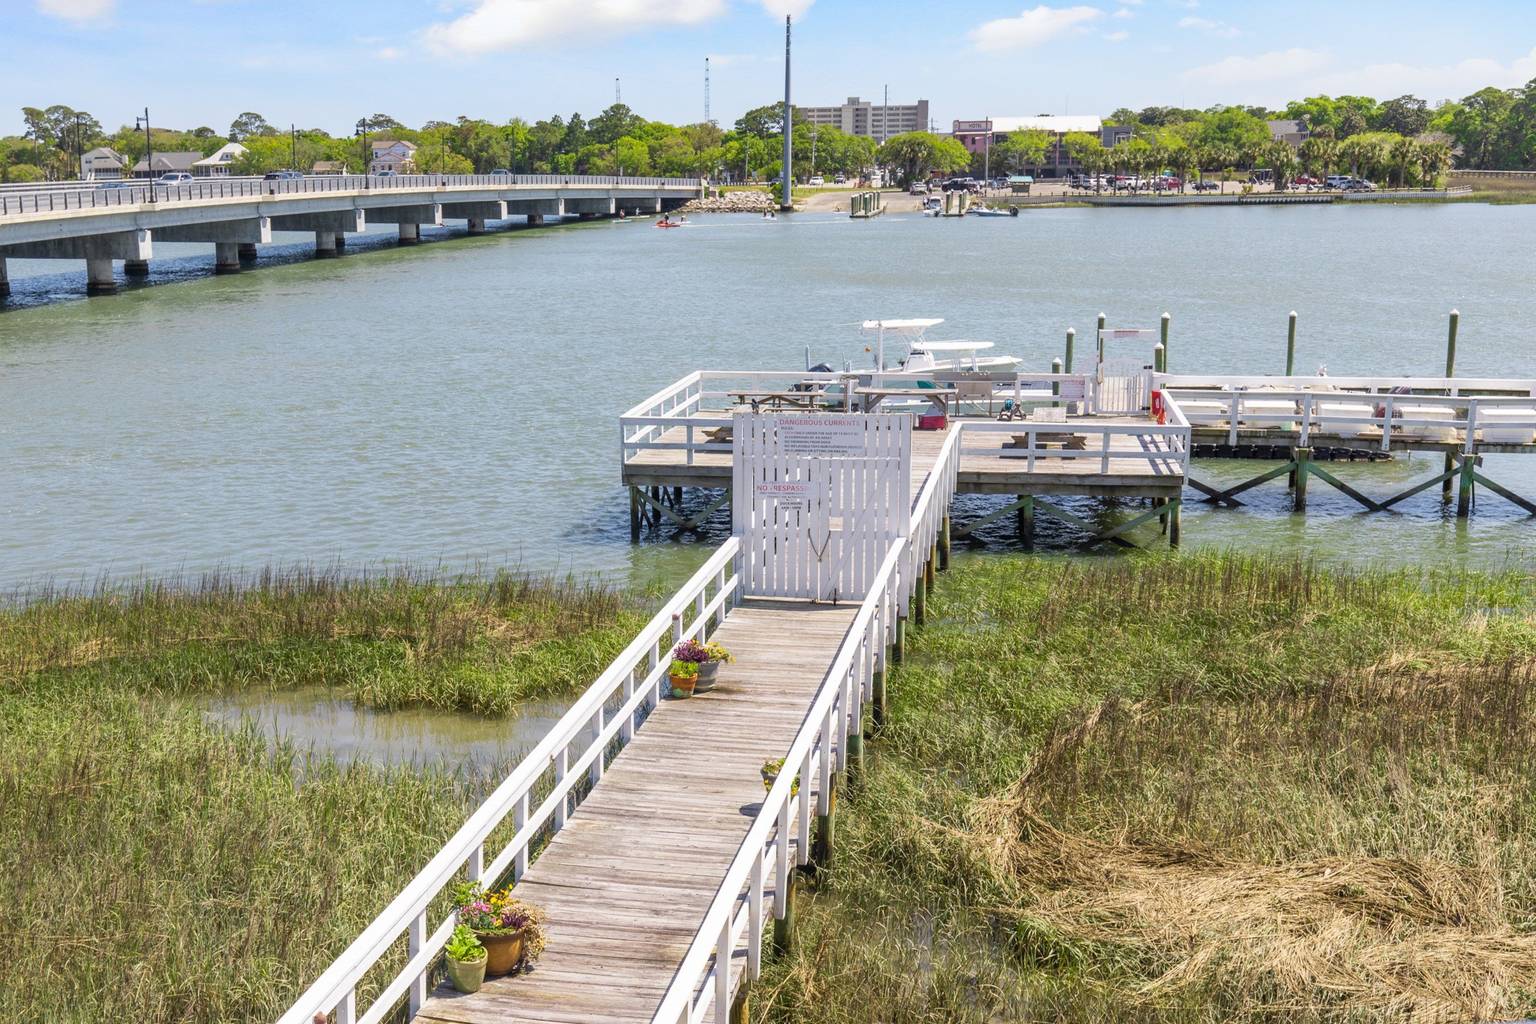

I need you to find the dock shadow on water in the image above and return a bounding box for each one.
[201,685,573,777]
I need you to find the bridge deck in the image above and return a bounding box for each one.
[417,598,858,1024]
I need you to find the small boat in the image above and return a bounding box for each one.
[860,319,1023,373]
[968,204,1018,217]
[655,218,682,228]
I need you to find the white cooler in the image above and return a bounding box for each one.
[1176,399,1228,426]
[1317,402,1374,437]
[1392,404,1458,442]
[1477,407,1536,444]
[1240,398,1299,429]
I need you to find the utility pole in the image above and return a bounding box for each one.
[705,57,712,125]
[290,124,298,170]
[356,119,369,175]
[135,108,153,190]
[780,15,792,211]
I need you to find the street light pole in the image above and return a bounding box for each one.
[135,108,153,181]
[780,14,792,211]
[290,124,297,170]
[356,119,368,176]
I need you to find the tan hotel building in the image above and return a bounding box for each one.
[800,96,930,142]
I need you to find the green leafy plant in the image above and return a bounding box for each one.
[445,924,486,964]
[668,659,699,679]
[450,881,548,961]
[761,757,799,794]
[702,641,734,664]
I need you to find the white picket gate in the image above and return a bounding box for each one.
[1096,328,1158,414]
[732,414,911,601]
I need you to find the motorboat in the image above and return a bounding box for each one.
[860,319,1023,373]
[968,204,1018,218]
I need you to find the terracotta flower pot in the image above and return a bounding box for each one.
[477,930,525,977]
[694,661,721,693]
[447,954,487,993]
[670,673,696,698]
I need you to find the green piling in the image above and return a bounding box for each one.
[1160,311,1171,371]
[1457,454,1476,517]
[1444,309,1460,502]
[1286,310,1298,375]
[1153,343,1165,374]
[1065,327,1076,373]
[1293,448,1312,511]
[939,515,951,570]
[1096,312,1106,366]
[1051,357,1063,399]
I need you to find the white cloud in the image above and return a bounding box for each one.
[760,0,813,16]
[1114,7,1133,17]
[1104,29,1128,41]
[376,46,402,60]
[969,5,1104,52]
[36,0,113,21]
[1314,48,1536,101]
[423,0,724,54]
[1181,47,1329,85]
[1178,15,1238,36]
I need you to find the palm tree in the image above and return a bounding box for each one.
[1390,136,1418,188]
[1267,140,1299,190]
[1417,140,1452,189]
[1299,135,1337,184]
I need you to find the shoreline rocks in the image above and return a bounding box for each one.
[678,191,778,214]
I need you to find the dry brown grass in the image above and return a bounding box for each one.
[957,663,1536,1022]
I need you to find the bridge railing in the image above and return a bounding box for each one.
[1160,382,1536,452]
[0,174,701,217]
[274,540,741,1024]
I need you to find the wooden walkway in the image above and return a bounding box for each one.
[417,598,858,1024]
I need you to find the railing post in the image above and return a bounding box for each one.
[554,747,569,829]
[336,991,356,1024]
[589,707,605,786]
[408,912,427,1015]
[749,852,765,979]
[714,913,731,1021]
[514,792,530,880]
[772,799,793,954]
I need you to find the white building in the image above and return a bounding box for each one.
[193,142,248,177]
[370,140,418,174]
[799,96,930,142]
[80,147,126,180]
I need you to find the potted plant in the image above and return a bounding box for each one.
[674,640,734,693]
[444,924,487,994]
[668,658,699,698]
[760,757,799,795]
[451,882,548,978]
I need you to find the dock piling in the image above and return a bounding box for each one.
[1160,312,1171,371]
[1457,454,1476,517]
[1065,327,1075,372]
[1018,494,1035,548]
[939,515,951,570]
[1286,311,1298,375]
[1444,309,1460,502]
[1293,448,1312,510]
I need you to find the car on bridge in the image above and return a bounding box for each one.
[372,169,398,178]
[156,172,194,185]
[263,170,303,181]
[489,168,511,176]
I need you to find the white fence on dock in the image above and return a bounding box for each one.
[733,414,912,602]
[1158,375,1536,451]
[274,543,741,1024]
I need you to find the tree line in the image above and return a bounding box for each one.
[2,78,1532,185]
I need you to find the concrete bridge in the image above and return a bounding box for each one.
[0,173,702,296]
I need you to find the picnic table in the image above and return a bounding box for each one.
[854,386,957,415]
[727,389,826,413]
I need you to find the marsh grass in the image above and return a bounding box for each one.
[3,565,649,714]
[761,553,1536,1023]
[0,564,649,1022]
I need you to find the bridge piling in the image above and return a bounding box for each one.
[237,242,258,262]
[0,257,8,297]
[397,223,420,245]
[85,257,116,295]
[214,243,240,274]
[314,232,338,258]
[123,259,149,277]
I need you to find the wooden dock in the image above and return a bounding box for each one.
[419,598,857,1024]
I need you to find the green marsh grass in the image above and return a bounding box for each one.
[0,566,649,1022]
[761,552,1536,1023]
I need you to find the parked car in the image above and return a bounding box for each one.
[263,170,303,181]
[489,168,511,176]
[1157,176,1183,191]
[1343,178,1376,191]
[833,174,847,184]
[1192,179,1221,192]
[909,181,928,195]
[1325,175,1351,189]
[808,176,825,186]
[1293,175,1320,186]
[372,169,398,178]
[156,172,194,185]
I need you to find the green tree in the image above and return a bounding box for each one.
[228,112,275,141]
[875,131,968,186]
[1375,95,1430,137]
[1195,108,1271,155]
[4,162,46,182]
[1063,131,1107,190]
[992,129,1052,175]
[590,104,644,145]
[1299,128,1338,182]
[614,136,650,175]
[733,103,787,139]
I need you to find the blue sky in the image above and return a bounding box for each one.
[7,0,1536,137]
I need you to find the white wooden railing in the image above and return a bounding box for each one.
[649,539,911,1024]
[275,540,741,1024]
[619,370,1095,466]
[650,420,966,1023]
[1159,378,1536,452]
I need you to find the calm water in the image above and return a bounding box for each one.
[3,204,1535,593]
